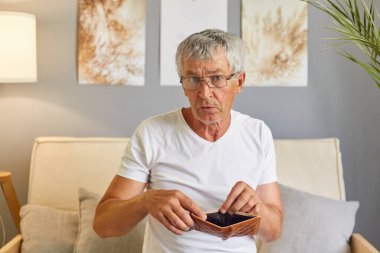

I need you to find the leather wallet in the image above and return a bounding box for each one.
[190,210,261,240]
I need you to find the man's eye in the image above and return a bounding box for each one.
[189,77,200,83]
[211,75,224,81]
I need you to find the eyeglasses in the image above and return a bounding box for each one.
[180,73,237,90]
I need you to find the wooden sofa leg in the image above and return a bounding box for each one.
[0,172,21,233]
[351,233,380,253]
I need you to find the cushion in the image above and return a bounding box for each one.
[73,188,146,253]
[260,184,359,253]
[20,204,78,253]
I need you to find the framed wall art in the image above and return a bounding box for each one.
[160,0,228,86]
[78,0,146,85]
[242,0,308,87]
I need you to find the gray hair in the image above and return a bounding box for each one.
[175,29,246,77]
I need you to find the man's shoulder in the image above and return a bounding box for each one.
[142,109,181,125]
[133,109,184,144]
[137,109,182,135]
[232,110,266,127]
[232,110,274,147]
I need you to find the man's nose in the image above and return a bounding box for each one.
[198,80,212,98]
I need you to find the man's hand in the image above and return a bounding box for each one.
[220,181,283,242]
[143,189,206,235]
[220,181,261,215]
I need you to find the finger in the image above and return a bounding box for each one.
[239,196,257,213]
[250,202,261,215]
[239,202,253,214]
[158,213,185,235]
[154,190,194,228]
[180,195,206,220]
[229,190,253,213]
[220,182,245,213]
[170,205,194,229]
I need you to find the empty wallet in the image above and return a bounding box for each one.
[190,210,261,240]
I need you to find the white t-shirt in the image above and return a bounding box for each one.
[118,109,277,253]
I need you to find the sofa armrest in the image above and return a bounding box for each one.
[0,234,22,253]
[352,233,379,253]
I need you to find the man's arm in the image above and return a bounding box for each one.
[93,175,206,238]
[93,175,147,238]
[220,181,283,242]
[254,182,283,242]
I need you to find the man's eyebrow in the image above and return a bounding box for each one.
[184,71,198,76]
[184,69,225,76]
[207,70,224,75]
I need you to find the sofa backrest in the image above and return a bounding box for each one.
[28,137,129,210]
[275,138,345,201]
[27,137,345,210]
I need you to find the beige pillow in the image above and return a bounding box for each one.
[20,204,78,253]
[260,184,359,253]
[73,188,146,253]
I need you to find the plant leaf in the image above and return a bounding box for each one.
[304,0,380,89]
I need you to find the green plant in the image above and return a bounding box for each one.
[303,0,380,89]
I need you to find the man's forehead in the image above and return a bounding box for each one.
[182,59,230,75]
[182,52,229,73]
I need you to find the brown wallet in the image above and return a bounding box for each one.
[190,210,261,240]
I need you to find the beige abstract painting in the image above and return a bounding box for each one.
[78,0,146,85]
[242,0,308,87]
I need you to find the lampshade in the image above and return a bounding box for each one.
[0,11,37,83]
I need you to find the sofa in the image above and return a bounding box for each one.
[0,137,378,253]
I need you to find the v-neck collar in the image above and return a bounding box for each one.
[178,108,234,145]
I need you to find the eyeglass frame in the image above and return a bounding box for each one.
[180,73,238,90]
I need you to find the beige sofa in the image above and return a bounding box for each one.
[0,137,378,253]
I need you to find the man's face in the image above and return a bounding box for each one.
[182,48,245,126]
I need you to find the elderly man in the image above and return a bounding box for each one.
[93,29,283,253]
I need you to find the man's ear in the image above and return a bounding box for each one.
[236,72,246,93]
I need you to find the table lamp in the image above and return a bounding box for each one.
[0,11,37,83]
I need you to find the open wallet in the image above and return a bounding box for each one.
[190,210,261,240]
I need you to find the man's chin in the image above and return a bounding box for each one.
[191,109,227,126]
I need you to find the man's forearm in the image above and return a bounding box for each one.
[93,193,148,238]
[256,203,283,242]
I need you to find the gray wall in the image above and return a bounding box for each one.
[1,0,379,249]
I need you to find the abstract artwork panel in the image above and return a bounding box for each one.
[78,0,146,85]
[160,0,228,86]
[242,0,308,87]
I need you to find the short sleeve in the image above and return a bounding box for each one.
[118,121,152,183]
[257,123,277,185]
